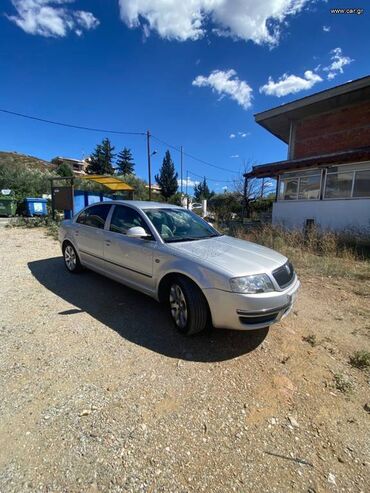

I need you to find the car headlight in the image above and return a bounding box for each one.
[230,274,274,294]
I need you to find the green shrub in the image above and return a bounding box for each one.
[0,162,53,201]
[349,351,370,370]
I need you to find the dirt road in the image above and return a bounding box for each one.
[0,228,369,492]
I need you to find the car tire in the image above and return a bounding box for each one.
[63,242,82,274]
[168,277,208,336]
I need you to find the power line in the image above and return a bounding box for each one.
[0,109,146,136]
[0,108,240,177]
[187,170,235,183]
[151,134,239,174]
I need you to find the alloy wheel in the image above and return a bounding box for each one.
[169,284,188,329]
[64,245,77,272]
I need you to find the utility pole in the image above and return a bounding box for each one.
[180,146,183,195]
[186,170,189,208]
[146,130,152,201]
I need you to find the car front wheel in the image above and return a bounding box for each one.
[169,278,208,335]
[63,243,82,273]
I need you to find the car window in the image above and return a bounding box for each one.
[144,208,220,242]
[77,204,111,229]
[109,205,150,235]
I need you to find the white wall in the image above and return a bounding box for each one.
[273,199,370,232]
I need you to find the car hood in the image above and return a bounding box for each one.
[167,235,287,276]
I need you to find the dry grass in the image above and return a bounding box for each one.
[236,224,370,281]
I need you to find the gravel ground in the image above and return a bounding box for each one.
[0,227,369,493]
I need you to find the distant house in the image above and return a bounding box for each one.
[245,76,370,231]
[145,184,161,195]
[52,156,90,175]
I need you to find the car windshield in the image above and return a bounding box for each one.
[144,208,221,243]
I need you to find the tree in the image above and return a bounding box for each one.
[193,177,214,202]
[115,173,149,200]
[86,138,115,175]
[155,150,178,200]
[231,160,276,218]
[55,161,73,177]
[208,192,243,222]
[116,147,135,175]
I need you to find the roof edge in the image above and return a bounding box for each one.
[254,75,370,123]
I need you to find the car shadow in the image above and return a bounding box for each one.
[28,257,269,363]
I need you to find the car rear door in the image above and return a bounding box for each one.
[103,205,156,295]
[73,204,112,269]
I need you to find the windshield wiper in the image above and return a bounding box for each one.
[165,234,221,243]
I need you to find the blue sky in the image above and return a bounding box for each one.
[0,1,369,191]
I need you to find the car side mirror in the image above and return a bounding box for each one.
[126,226,150,239]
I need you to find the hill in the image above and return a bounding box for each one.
[0,151,54,172]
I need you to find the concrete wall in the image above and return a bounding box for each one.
[293,100,370,159]
[272,199,370,232]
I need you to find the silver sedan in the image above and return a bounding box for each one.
[59,201,300,335]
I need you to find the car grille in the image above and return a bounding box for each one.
[272,261,295,289]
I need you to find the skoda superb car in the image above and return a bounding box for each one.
[59,201,300,335]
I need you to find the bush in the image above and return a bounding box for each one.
[0,162,53,201]
[167,192,184,206]
[349,351,370,370]
[208,193,243,222]
[333,373,353,393]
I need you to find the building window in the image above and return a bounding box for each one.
[279,178,298,200]
[324,172,353,199]
[324,165,370,199]
[298,175,321,200]
[353,170,370,198]
[278,164,370,201]
[279,169,321,200]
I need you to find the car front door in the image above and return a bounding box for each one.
[103,205,156,295]
[73,204,112,269]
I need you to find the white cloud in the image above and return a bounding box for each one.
[8,0,99,37]
[260,70,323,97]
[230,131,250,139]
[118,0,312,46]
[192,69,253,110]
[323,47,353,80]
[230,154,240,158]
[178,178,199,188]
[323,25,331,32]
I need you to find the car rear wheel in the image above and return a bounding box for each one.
[63,243,82,273]
[168,278,208,335]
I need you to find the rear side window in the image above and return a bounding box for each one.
[109,205,150,235]
[76,204,111,229]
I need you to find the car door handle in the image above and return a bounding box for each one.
[105,240,111,246]
[74,230,79,236]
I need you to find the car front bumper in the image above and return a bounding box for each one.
[203,276,300,331]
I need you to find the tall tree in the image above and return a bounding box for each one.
[116,147,135,175]
[155,150,178,200]
[86,138,115,175]
[194,177,214,201]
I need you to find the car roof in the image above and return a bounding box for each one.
[96,200,183,210]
